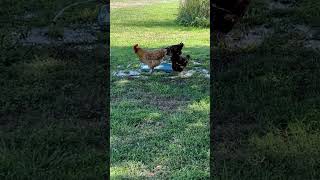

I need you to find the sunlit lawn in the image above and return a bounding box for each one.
[110,0,210,179]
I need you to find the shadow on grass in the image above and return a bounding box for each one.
[111,96,210,179]
[212,35,320,178]
[0,44,108,179]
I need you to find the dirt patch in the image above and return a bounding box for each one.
[20,25,98,46]
[294,24,312,34]
[267,0,296,10]
[268,2,292,10]
[144,96,190,112]
[305,40,320,50]
[292,24,320,50]
[135,120,164,129]
[224,25,274,49]
[120,91,191,112]
[13,12,38,21]
[306,28,320,50]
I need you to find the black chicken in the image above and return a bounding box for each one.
[165,43,189,72]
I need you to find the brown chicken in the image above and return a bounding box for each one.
[133,44,167,73]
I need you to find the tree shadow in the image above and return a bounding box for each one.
[110,96,210,178]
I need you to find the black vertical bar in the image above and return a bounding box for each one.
[97,1,110,179]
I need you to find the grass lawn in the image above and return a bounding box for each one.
[213,0,320,179]
[0,0,107,179]
[110,0,210,179]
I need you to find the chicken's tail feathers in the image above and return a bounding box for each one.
[133,44,139,53]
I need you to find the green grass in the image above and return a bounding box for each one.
[110,0,210,179]
[0,0,107,179]
[213,0,320,179]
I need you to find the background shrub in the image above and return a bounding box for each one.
[177,0,210,27]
